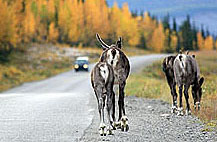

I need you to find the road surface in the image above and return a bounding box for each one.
[0,54,166,142]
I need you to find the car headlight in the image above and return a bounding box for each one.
[83,64,88,69]
[74,64,79,69]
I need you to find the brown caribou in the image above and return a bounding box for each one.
[96,33,130,131]
[173,53,204,115]
[162,51,194,114]
[91,61,115,136]
[162,55,178,113]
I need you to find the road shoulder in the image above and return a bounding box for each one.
[80,96,216,142]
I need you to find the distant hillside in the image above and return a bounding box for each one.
[106,0,217,34]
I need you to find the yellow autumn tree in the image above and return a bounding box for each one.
[0,0,16,47]
[48,22,59,43]
[58,0,69,41]
[197,32,205,50]
[68,0,84,43]
[12,0,25,44]
[110,2,139,46]
[204,36,214,50]
[151,22,165,52]
[23,2,36,42]
[76,0,85,42]
[170,31,178,51]
[120,3,139,46]
[83,0,101,41]
[47,0,56,21]
[83,0,110,44]
[215,40,217,50]
[110,2,122,40]
[142,12,157,48]
[98,0,110,39]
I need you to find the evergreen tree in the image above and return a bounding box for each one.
[201,25,205,39]
[138,33,147,49]
[132,10,138,18]
[140,10,144,18]
[172,18,177,32]
[162,13,170,30]
[192,22,198,50]
[206,28,210,37]
[179,15,193,50]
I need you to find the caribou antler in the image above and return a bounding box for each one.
[96,33,110,50]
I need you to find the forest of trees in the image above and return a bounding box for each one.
[0,0,216,60]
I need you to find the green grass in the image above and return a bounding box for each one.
[126,50,217,128]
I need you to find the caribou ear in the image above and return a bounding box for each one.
[116,37,122,49]
[199,77,204,86]
[96,33,110,50]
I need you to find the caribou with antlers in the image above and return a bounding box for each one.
[96,33,130,131]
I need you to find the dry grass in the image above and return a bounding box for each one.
[0,45,150,92]
[0,45,74,92]
[126,50,217,128]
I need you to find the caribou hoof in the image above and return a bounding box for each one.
[112,122,117,130]
[185,109,191,115]
[113,121,121,129]
[177,107,183,116]
[194,102,201,111]
[107,126,113,135]
[99,123,106,136]
[120,116,129,132]
[171,106,177,113]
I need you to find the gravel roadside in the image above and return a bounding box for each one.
[80,96,217,142]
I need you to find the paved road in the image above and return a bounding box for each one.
[0,54,166,142]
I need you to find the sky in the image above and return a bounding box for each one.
[106,0,217,34]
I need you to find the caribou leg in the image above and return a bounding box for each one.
[118,81,129,132]
[97,91,106,136]
[111,90,117,130]
[184,85,191,115]
[170,82,178,113]
[106,89,114,135]
[177,85,184,116]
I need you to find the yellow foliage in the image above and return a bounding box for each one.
[215,40,217,49]
[83,0,109,42]
[47,0,55,20]
[151,23,165,52]
[23,3,36,42]
[110,2,139,46]
[1,0,212,52]
[197,32,205,50]
[110,2,122,38]
[48,22,59,43]
[141,12,157,48]
[170,31,178,51]
[0,0,16,46]
[204,36,214,50]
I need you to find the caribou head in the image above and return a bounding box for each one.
[96,33,124,67]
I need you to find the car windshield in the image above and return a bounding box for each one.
[75,60,88,64]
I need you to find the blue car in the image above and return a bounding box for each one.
[74,57,89,72]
